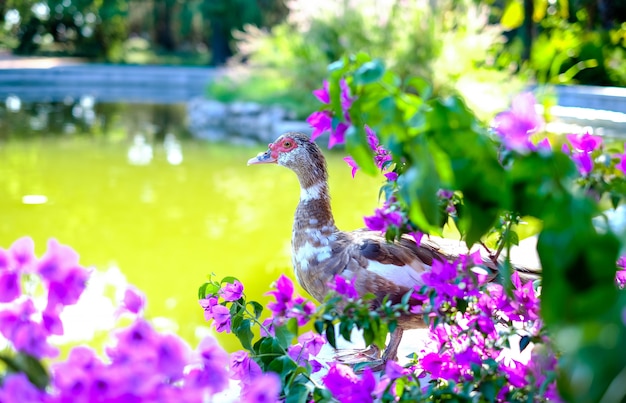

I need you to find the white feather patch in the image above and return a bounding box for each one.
[366,260,426,287]
[294,241,332,271]
[300,182,323,202]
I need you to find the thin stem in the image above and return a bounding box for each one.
[232,300,325,390]
[494,218,513,261]
[479,241,498,267]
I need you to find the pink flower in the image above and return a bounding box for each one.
[265,274,294,316]
[241,372,281,403]
[566,132,602,153]
[122,285,145,314]
[313,80,330,104]
[199,297,219,321]
[230,350,262,384]
[211,305,232,333]
[307,110,333,141]
[220,280,244,302]
[364,206,403,232]
[329,275,359,299]
[307,79,353,149]
[493,92,544,153]
[323,364,376,403]
[564,132,603,176]
[344,156,359,178]
[384,171,398,181]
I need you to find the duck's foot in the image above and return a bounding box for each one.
[353,359,387,373]
[334,344,381,364]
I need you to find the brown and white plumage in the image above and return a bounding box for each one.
[247,132,538,367]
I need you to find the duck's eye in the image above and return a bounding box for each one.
[283,141,292,148]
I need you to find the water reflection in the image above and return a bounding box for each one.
[127,134,153,165]
[0,94,190,142]
[0,97,384,352]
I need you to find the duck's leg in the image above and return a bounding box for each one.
[381,327,403,362]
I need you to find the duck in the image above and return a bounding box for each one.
[247,131,539,369]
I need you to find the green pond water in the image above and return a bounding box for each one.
[0,101,382,352]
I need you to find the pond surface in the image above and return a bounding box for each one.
[0,99,383,352]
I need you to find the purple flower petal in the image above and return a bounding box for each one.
[384,171,398,181]
[230,350,262,383]
[241,372,281,403]
[0,271,20,302]
[343,156,359,178]
[328,122,348,149]
[313,81,330,104]
[9,237,36,272]
[567,132,602,153]
[123,286,146,314]
[220,280,244,302]
[306,111,332,141]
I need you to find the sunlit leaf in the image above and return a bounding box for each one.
[501,0,524,30]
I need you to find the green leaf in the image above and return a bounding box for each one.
[314,319,324,335]
[519,335,532,352]
[325,322,337,348]
[0,352,50,390]
[275,321,296,349]
[220,276,239,285]
[285,383,311,403]
[248,301,263,319]
[405,76,432,99]
[198,282,219,299]
[339,320,354,342]
[479,380,497,402]
[501,0,524,30]
[354,59,385,85]
[257,337,283,367]
[456,298,469,313]
[234,319,254,351]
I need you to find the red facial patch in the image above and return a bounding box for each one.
[268,137,298,159]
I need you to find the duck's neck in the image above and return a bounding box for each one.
[291,168,338,290]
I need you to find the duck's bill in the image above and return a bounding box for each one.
[247,150,277,165]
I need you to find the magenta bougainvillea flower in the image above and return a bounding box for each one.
[123,285,146,314]
[493,92,544,153]
[230,350,262,384]
[329,275,359,299]
[322,363,376,403]
[307,79,353,149]
[343,156,359,178]
[220,280,244,302]
[563,132,603,175]
[363,205,403,233]
[343,126,395,180]
[241,372,281,403]
[265,274,294,316]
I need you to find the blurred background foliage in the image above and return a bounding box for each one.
[0,1,624,111]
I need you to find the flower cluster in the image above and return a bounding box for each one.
[0,238,243,403]
[343,126,396,180]
[265,274,316,327]
[493,92,548,153]
[0,237,90,359]
[562,132,603,176]
[306,79,353,148]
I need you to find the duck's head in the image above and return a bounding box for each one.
[247,132,328,186]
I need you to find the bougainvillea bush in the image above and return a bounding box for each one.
[200,54,626,402]
[2,54,626,402]
[0,238,280,403]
